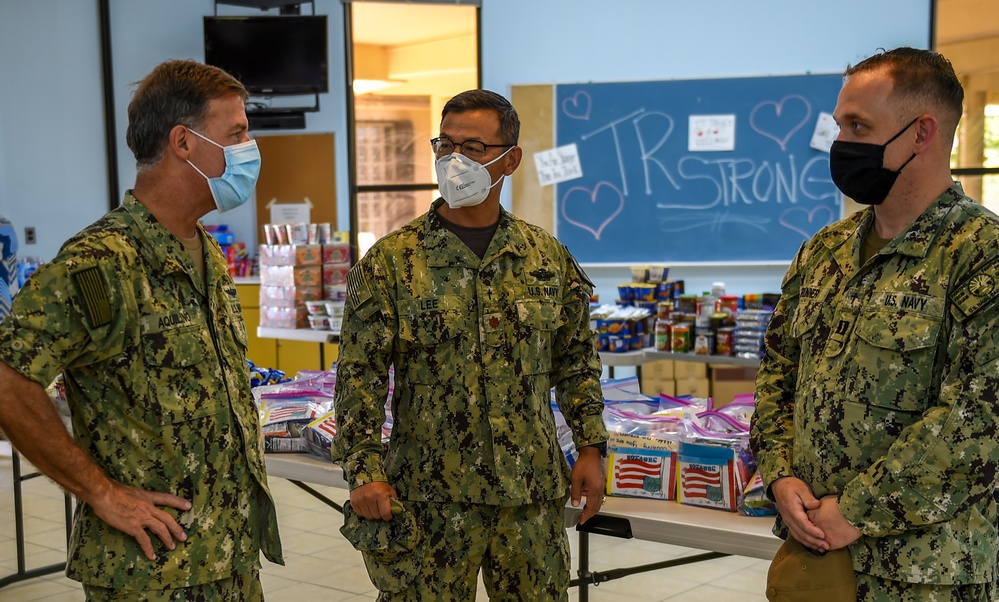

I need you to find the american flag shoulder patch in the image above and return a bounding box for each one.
[72,266,112,328]
[346,266,372,306]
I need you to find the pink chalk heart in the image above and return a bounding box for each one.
[750,95,812,151]
[561,181,625,241]
[779,205,835,241]
[562,91,592,120]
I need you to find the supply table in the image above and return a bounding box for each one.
[264,454,780,599]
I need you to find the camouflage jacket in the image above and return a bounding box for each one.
[333,199,607,505]
[0,192,282,588]
[751,184,999,584]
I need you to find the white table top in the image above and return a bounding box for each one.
[257,327,340,343]
[264,453,781,561]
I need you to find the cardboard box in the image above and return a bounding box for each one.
[258,244,323,266]
[322,242,351,264]
[673,361,708,380]
[710,366,758,408]
[259,285,323,309]
[640,377,675,398]
[322,262,351,286]
[640,361,674,395]
[260,265,323,287]
[643,360,674,380]
[674,377,710,399]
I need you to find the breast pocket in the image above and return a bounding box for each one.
[142,324,221,423]
[515,299,561,375]
[854,310,942,413]
[790,296,819,339]
[397,304,467,384]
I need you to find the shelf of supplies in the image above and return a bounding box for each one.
[597,349,648,366]
[600,348,762,369]
[645,350,762,368]
[257,327,339,344]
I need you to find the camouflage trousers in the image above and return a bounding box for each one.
[375,496,571,602]
[856,573,995,602]
[82,569,262,601]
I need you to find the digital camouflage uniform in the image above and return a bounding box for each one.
[751,183,999,589]
[0,192,282,590]
[333,198,607,597]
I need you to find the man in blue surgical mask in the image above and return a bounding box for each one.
[752,47,999,601]
[334,89,607,601]
[0,60,282,599]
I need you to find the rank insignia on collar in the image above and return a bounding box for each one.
[530,268,554,280]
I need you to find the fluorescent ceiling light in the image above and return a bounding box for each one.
[353,79,406,95]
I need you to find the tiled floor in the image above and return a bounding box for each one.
[0,443,770,601]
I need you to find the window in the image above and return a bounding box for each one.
[344,0,479,256]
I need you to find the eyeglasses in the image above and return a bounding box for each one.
[430,137,513,161]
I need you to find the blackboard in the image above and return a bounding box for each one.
[554,74,843,264]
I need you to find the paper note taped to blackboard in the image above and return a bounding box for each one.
[688,114,736,152]
[810,112,838,152]
[534,143,583,187]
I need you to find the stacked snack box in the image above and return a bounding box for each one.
[259,224,353,330]
[320,237,351,332]
[258,243,323,329]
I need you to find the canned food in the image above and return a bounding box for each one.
[716,327,735,356]
[694,332,715,355]
[672,324,692,353]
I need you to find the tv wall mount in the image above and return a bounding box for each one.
[213,0,320,129]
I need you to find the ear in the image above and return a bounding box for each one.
[167,124,194,160]
[912,114,938,155]
[503,146,523,176]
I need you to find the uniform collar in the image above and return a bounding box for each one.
[122,191,208,293]
[423,198,531,268]
[820,183,967,264]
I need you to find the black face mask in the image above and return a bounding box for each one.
[829,117,919,206]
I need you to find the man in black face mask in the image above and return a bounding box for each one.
[751,47,999,601]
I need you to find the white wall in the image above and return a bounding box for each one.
[0,1,108,262]
[0,0,349,262]
[0,0,933,302]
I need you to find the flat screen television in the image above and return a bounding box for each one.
[204,15,328,96]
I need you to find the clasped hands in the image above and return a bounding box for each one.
[771,476,862,553]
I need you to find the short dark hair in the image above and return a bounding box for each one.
[441,89,520,145]
[846,47,964,137]
[126,59,247,169]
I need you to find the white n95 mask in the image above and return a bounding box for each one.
[435,146,513,209]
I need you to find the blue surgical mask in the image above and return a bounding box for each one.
[187,129,261,213]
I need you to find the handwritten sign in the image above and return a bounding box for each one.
[268,199,312,224]
[534,143,583,187]
[688,115,736,152]
[555,74,844,264]
[810,111,839,152]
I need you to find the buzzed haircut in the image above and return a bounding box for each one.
[126,59,247,169]
[441,89,521,146]
[846,47,964,137]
